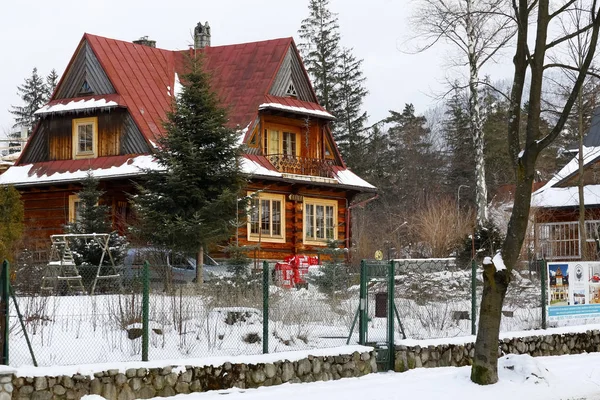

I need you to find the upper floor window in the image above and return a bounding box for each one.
[304,197,337,244]
[72,117,98,159]
[248,192,285,243]
[263,125,300,158]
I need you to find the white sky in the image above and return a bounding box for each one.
[0,0,512,134]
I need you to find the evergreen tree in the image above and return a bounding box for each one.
[65,171,128,269]
[132,54,244,284]
[385,104,444,212]
[298,0,342,116]
[45,69,59,101]
[336,47,369,173]
[0,185,24,263]
[10,68,47,132]
[443,87,475,206]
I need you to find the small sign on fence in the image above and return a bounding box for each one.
[547,262,600,320]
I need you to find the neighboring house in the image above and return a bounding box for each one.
[531,110,600,260]
[0,23,375,260]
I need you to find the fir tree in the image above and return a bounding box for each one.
[132,54,244,284]
[45,69,59,101]
[443,87,475,207]
[298,0,342,116]
[10,67,47,132]
[0,185,24,263]
[336,48,369,173]
[65,171,128,269]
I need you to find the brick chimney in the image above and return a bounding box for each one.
[194,21,211,49]
[133,36,156,48]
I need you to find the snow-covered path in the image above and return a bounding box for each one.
[155,353,600,400]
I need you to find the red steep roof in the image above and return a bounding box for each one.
[82,34,297,146]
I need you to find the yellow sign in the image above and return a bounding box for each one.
[374,250,383,261]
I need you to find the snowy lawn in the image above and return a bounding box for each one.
[138,353,600,400]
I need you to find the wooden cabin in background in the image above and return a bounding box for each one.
[0,22,376,261]
[532,109,600,261]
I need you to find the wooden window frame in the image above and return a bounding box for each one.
[68,194,81,223]
[247,192,286,243]
[72,117,98,159]
[303,197,338,244]
[263,124,301,157]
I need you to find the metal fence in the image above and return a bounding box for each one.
[0,255,570,367]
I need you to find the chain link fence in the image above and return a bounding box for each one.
[2,250,581,368]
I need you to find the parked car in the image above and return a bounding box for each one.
[121,248,222,287]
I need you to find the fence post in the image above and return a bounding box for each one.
[540,259,547,330]
[387,260,395,370]
[471,259,477,336]
[142,260,149,362]
[262,260,269,354]
[359,260,367,345]
[0,260,9,365]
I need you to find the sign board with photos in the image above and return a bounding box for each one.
[547,262,600,319]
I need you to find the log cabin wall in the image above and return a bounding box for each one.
[535,207,600,223]
[18,179,137,257]
[236,181,349,260]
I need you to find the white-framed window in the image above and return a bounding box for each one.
[72,117,98,159]
[247,192,285,243]
[68,194,81,223]
[304,198,337,243]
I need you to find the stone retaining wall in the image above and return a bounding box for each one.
[394,329,600,372]
[10,351,377,400]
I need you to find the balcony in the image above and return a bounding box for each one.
[267,154,335,178]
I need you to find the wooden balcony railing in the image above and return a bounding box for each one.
[267,154,335,178]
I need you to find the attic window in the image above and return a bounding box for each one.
[79,80,93,95]
[285,81,297,97]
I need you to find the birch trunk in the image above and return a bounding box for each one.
[466,0,488,227]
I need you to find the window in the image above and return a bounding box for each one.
[248,192,285,243]
[72,117,98,159]
[304,198,337,243]
[263,125,300,157]
[285,80,298,97]
[68,195,81,223]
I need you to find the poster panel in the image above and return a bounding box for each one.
[548,262,600,319]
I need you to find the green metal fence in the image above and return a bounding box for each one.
[3,256,552,367]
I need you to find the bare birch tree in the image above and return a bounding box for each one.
[410,0,515,227]
[472,0,600,384]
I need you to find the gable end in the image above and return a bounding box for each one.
[269,46,315,102]
[54,41,115,99]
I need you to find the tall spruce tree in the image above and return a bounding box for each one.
[443,87,475,206]
[10,68,47,132]
[336,48,369,173]
[132,54,244,285]
[298,0,342,117]
[45,69,59,101]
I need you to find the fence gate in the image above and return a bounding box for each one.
[358,260,395,371]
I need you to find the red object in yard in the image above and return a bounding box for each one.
[274,255,319,288]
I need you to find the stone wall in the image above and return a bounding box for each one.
[394,329,600,372]
[11,351,376,400]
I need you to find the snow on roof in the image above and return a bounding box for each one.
[174,73,183,98]
[2,151,21,162]
[0,155,161,186]
[1,153,374,192]
[35,98,121,115]
[532,184,600,208]
[532,146,600,208]
[334,169,376,190]
[240,157,282,178]
[258,103,335,120]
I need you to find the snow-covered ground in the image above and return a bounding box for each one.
[119,353,600,400]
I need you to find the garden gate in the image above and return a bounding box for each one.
[348,260,405,371]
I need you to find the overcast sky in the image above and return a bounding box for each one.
[0,0,512,134]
